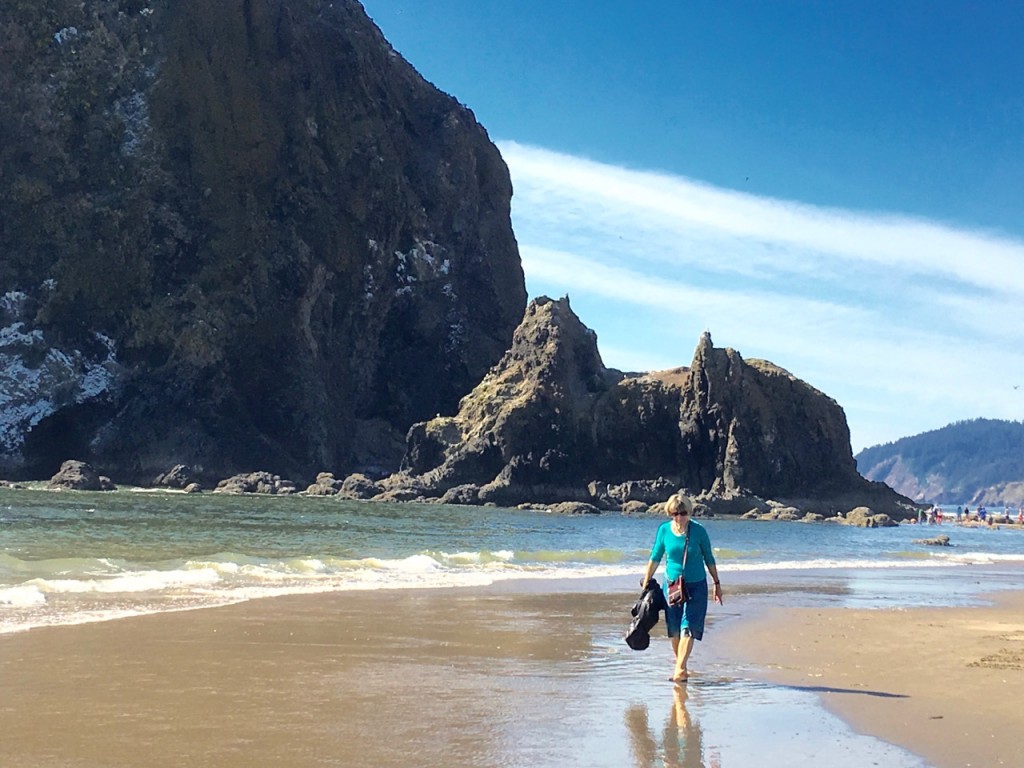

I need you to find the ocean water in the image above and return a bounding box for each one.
[3,486,1024,634]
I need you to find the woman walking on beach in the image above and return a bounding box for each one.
[641,493,722,683]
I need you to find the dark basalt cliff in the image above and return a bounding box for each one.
[0,1,525,480]
[398,297,685,499]
[679,332,865,500]
[390,297,911,514]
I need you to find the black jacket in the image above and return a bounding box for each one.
[625,578,668,651]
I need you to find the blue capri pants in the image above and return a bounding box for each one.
[663,578,709,641]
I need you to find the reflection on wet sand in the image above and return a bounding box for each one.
[626,686,720,768]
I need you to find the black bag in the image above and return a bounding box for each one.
[667,576,688,606]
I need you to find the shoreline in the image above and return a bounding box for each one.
[6,557,1023,638]
[2,477,922,520]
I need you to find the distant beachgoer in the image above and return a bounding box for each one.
[917,509,924,524]
[641,493,722,683]
[1018,508,1023,526]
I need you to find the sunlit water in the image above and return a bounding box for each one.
[3,486,1023,633]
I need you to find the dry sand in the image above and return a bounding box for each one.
[724,590,1024,768]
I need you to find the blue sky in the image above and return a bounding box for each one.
[360,1,1024,453]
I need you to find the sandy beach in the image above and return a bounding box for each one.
[0,586,680,768]
[1,577,1021,767]
[726,589,1024,768]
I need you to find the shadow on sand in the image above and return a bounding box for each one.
[781,684,908,699]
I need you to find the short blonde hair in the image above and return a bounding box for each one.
[665,493,693,517]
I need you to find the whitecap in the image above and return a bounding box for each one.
[0,584,46,607]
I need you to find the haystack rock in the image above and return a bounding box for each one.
[387,296,913,515]
[0,0,524,483]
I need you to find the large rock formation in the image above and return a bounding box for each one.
[386,296,912,514]
[395,297,686,504]
[678,332,868,501]
[0,1,525,481]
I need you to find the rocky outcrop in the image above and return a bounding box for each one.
[47,460,116,491]
[844,506,898,528]
[153,464,196,489]
[1,1,524,483]
[304,472,344,496]
[439,484,482,505]
[213,471,297,495]
[302,471,381,498]
[621,500,651,515]
[546,501,602,516]
[340,473,382,500]
[914,534,951,546]
[385,296,915,515]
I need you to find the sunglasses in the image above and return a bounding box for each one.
[672,510,690,517]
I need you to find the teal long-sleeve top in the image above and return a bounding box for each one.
[649,520,716,583]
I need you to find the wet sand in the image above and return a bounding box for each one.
[725,590,1024,768]
[1,587,684,768]
[0,580,964,768]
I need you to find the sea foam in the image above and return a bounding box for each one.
[0,584,46,607]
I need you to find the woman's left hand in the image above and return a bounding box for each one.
[713,582,724,605]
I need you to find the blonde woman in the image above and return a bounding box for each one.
[641,493,723,682]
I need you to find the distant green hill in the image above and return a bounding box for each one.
[855,419,1024,506]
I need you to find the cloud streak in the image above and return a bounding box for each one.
[499,141,1024,452]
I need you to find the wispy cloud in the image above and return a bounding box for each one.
[499,141,1024,451]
